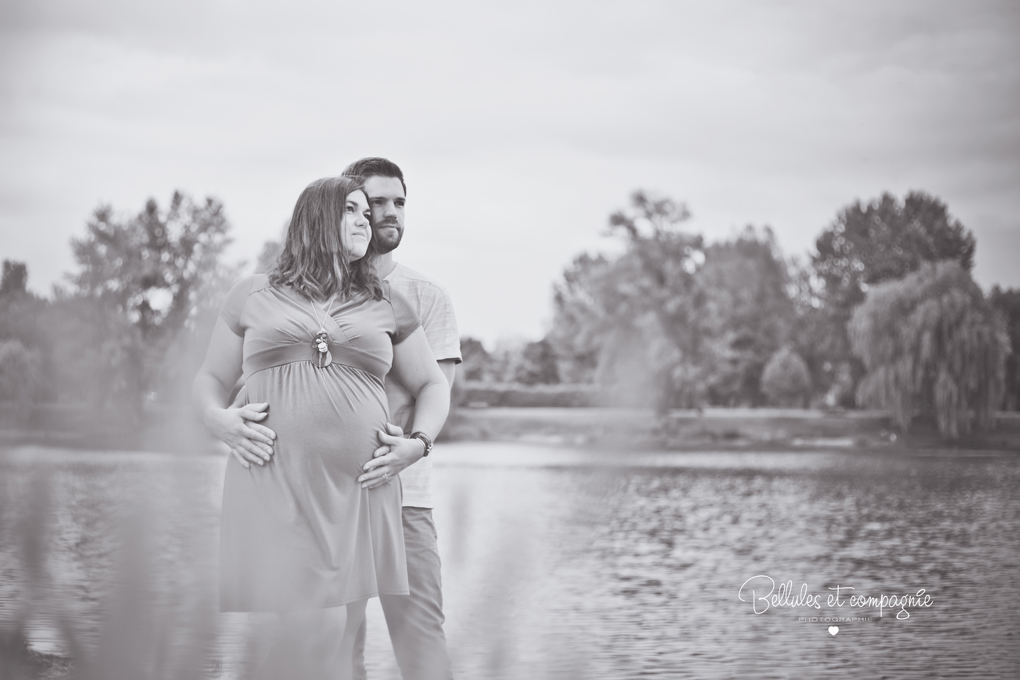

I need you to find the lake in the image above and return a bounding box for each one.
[1,442,1018,679]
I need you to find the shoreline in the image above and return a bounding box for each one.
[443,407,1020,454]
[2,404,1018,455]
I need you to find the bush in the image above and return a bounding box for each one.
[457,381,599,408]
[0,339,42,402]
[761,347,812,407]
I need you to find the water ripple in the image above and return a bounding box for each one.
[1,444,1018,679]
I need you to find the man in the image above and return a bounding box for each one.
[218,158,459,679]
[344,157,460,680]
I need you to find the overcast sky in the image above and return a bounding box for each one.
[2,0,1018,345]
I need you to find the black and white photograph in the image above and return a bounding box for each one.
[1,1,1019,678]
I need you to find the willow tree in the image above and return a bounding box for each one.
[849,261,1009,439]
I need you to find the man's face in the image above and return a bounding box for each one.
[363,175,405,254]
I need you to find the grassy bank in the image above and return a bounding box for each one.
[444,407,1020,452]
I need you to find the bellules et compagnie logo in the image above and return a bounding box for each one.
[738,575,934,621]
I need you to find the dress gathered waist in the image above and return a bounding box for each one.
[242,341,389,384]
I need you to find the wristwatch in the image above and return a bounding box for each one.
[409,431,433,458]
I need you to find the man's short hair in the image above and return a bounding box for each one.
[342,157,406,195]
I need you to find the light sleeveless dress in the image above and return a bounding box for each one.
[217,274,417,612]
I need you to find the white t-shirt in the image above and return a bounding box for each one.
[384,263,461,508]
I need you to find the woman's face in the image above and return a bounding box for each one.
[341,190,372,261]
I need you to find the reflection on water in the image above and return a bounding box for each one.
[1,443,1018,679]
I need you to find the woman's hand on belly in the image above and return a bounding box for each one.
[358,422,426,489]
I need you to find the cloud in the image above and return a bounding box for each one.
[1,0,1018,342]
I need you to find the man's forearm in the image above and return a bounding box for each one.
[408,381,450,442]
[192,372,230,428]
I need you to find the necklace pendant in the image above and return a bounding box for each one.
[312,331,331,368]
[309,297,337,369]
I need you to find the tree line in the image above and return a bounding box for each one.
[1,187,1017,438]
[459,190,1018,438]
[0,192,235,421]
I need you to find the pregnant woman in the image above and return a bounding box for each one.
[192,175,449,678]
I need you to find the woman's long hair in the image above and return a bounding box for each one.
[270,176,383,301]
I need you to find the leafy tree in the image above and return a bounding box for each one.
[699,226,795,405]
[0,340,42,402]
[64,191,234,406]
[815,191,975,308]
[849,262,1008,439]
[0,261,40,348]
[989,286,1020,411]
[548,192,707,410]
[514,339,560,385]
[484,338,530,384]
[549,197,805,408]
[459,337,492,382]
[547,253,612,385]
[761,347,812,407]
[43,294,142,405]
[812,191,977,402]
[607,193,707,409]
[1,261,28,297]
[70,191,232,340]
[0,261,52,399]
[786,258,849,405]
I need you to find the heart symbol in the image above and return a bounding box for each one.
[828,626,839,636]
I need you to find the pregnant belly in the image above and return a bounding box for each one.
[242,362,390,479]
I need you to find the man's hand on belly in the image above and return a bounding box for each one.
[208,401,277,469]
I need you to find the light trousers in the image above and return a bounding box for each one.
[353,507,453,680]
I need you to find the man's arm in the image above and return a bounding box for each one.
[437,357,457,389]
[358,358,457,489]
[192,317,277,468]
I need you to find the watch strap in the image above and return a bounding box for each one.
[409,431,433,457]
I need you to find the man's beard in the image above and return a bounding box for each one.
[373,223,403,254]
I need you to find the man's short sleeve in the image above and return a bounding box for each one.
[388,286,422,344]
[219,276,255,337]
[418,284,461,363]
[384,263,461,360]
